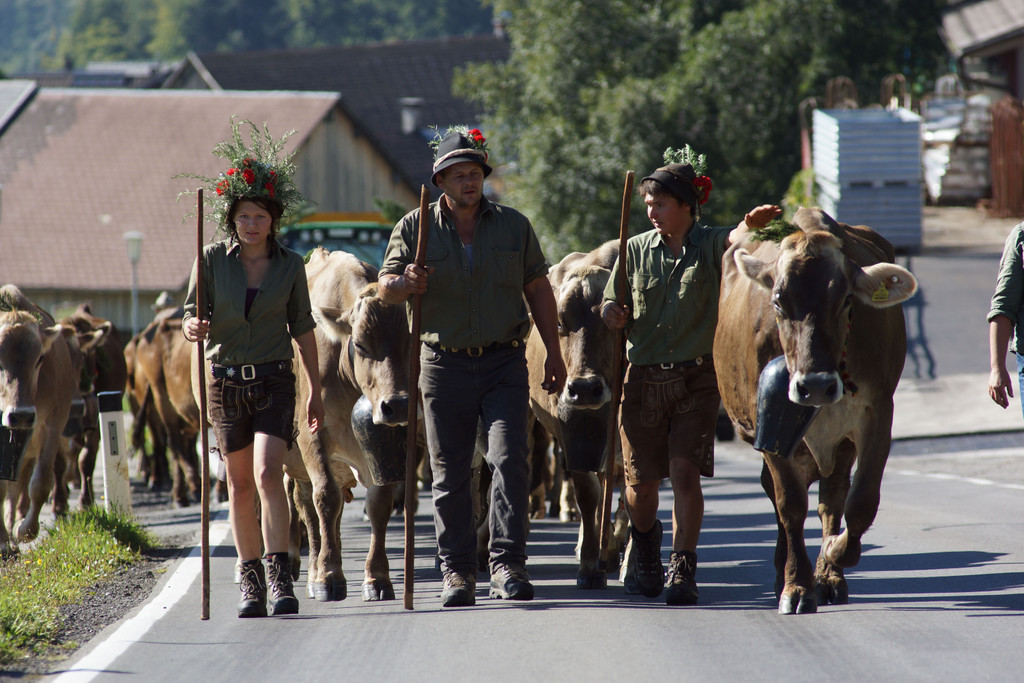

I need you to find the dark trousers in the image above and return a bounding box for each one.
[419,344,530,575]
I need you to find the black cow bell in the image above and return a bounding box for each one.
[0,425,33,481]
[350,394,407,486]
[753,355,821,459]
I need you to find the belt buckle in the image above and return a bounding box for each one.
[695,356,704,366]
[241,364,256,381]
[659,362,675,370]
[467,346,484,357]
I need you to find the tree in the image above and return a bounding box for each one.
[457,0,948,259]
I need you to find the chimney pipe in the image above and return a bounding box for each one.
[399,97,424,135]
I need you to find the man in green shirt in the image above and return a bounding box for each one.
[987,221,1024,419]
[379,128,565,607]
[602,151,778,605]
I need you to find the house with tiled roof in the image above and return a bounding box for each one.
[941,0,1024,98]
[162,34,510,198]
[0,87,417,334]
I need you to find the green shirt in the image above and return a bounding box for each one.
[988,222,1024,354]
[183,239,316,365]
[379,197,549,347]
[604,223,731,366]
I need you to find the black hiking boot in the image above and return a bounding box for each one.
[266,552,299,616]
[237,559,268,618]
[622,520,664,598]
[489,563,535,601]
[665,550,699,606]
[440,571,476,607]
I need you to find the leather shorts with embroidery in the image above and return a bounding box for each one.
[619,361,719,485]
[208,366,297,454]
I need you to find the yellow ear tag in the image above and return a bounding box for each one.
[871,283,889,302]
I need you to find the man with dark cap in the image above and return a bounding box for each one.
[378,127,566,607]
[601,146,779,605]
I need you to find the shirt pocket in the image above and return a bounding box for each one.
[490,248,523,290]
[680,265,710,310]
[425,242,453,289]
[631,273,661,318]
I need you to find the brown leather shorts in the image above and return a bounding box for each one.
[619,361,719,485]
[207,367,297,454]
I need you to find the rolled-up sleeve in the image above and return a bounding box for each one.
[988,224,1024,324]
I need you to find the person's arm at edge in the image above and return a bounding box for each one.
[988,315,1014,409]
[523,274,566,394]
[294,329,324,433]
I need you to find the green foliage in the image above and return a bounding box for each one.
[459,0,948,260]
[0,507,153,665]
[782,167,819,218]
[750,217,799,243]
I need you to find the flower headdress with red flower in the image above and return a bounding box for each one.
[429,124,490,162]
[178,117,309,233]
[663,145,712,205]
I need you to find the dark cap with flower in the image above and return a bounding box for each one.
[178,117,309,231]
[430,125,492,187]
[642,145,713,212]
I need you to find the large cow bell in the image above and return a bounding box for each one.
[753,356,821,459]
[0,425,32,481]
[350,394,407,486]
[557,403,610,472]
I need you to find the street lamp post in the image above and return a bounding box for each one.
[123,231,144,338]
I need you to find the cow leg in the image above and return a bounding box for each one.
[570,470,606,589]
[762,453,817,614]
[51,443,71,517]
[285,476,303,580]
[362,483,396,601]
[77,426,100,509]
[299,434,346,602]
[824,426,892,571]
[0,482,15,558]
[815,439,856,605]
[18,432,59,542]
[290,479,322,597]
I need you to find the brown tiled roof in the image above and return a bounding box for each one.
[941,0,1024,57]
[0,89,339,292]
[179,34,509,192]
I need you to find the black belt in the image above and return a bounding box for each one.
[426,339,523,358]
[210,360,290,380]
[643,353,713,370]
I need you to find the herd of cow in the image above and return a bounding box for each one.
[0,207,916,615]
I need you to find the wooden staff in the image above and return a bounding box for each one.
[600,170,633,559]
[195,189,211,620]
[404,185,431,610]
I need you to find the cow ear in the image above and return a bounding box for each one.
[77,323,109,354]
[852,263,918,308]
[40,323,64,355]
[313,304,352,343]
[733,248,775,290]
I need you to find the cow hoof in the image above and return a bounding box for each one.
[778,591,817,615]
[576,568,607,590]
[313,580,348,602]
[815,579,849,605]
[362,580,395,601]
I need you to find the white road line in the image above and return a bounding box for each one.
[888,468,1024,491]
[51,517,232,683]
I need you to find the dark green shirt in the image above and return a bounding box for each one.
[988,222,1024,354]
[183,239,315,365]
[379,197,549,347]
[604,223,731,366]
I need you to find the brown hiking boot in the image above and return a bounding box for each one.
[266,552,299,616]
[489,563,534,601]
[622,520,664,598]
[665,550,699,606]
[440,571,477,607]
[237,559,267,618]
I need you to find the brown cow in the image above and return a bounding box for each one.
[0,285,75,552]
[714,207,917,614]
[59,304,128,508]
[132,313,203,507]
[284,248,411,602]
[527,240,627,589]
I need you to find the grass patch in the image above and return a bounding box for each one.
[0,506,154,666]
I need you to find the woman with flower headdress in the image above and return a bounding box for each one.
[601,146,780,605]
[181,118,324,618]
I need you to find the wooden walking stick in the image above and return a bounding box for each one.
[600,170,633,561]
[195,188,212,620]
[404,185,431,610]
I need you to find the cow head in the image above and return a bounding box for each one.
[316,284,411,426]
[555,265,617,415]
[0,310,64,430]
[733,219,917,406]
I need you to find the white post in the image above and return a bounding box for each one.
[97,391,132,512]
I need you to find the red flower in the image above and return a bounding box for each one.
[242,169,256,184]
[265,182,275,197]
[694,176,713,205]
[216,180,229,195]
[226,168,236,176]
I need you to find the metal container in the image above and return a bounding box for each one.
[350,394,407,485]
[753,356,821,459]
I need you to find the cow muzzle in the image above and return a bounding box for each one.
[560,375,610,410]
[371,394,409,427]
[2,405,36,430]
[789,371,843,406]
